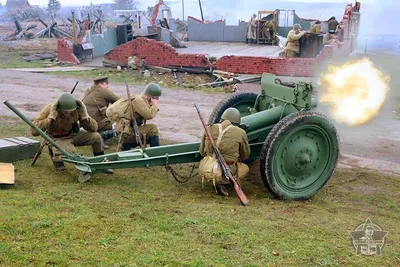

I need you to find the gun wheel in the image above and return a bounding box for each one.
[208,91,258,124]
[260,111,339,200]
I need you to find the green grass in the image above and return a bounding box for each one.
[0,50,51,69]
[0,119,399,266]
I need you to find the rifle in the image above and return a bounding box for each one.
[125,81,145,149]
[31,132,48,166]
[194,103,249,206]
[70,81,79,94]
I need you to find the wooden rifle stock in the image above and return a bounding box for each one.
[31,132,48,166]
[125,81,144,149]
[194,103,249,206]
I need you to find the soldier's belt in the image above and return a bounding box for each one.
[51,131,71,138]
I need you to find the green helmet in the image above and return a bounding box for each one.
[144,83,162,97]
[57,92,77,111]
[221,108,241,124]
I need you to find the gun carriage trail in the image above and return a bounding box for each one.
[1,69,399,174]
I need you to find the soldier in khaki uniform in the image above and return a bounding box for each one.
[285,24,306,57]
[199,108,250,196]
[107,83,161,151]
[82,76,120,148]
[31,92,112,173]
[309,20,321,34]
[262,19,276,43]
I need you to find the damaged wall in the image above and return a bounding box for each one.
[187,17,247,42]
[103,37,351,77]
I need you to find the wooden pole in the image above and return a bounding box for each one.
[71,10,78,45]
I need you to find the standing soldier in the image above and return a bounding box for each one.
[263,19,276,44]
[285,24,306,58]
[82,76,120,149]
[309,20,321,34]
[246,14,257,44]
[199,108,250,196]
[328,16,339,34]
[107,83,162,151]
[30,92,112,174]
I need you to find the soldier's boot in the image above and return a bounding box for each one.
[93,151,114,174]
[148,136,160,147]
[54,161,65,171]
[215,183,229,196]
[100,130,116,150]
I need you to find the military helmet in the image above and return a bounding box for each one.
[221,108,241,124]
[57,92,77,111]
[144,83,162,97]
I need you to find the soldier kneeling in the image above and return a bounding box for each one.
[31,92,113,174]
[107,83,162,150]
[199,108,250,196]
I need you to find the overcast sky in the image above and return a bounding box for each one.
[0,0,376,7]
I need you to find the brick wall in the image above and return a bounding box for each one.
[104,37,211,69]
[101,4,356,77]
[57,38,80,65]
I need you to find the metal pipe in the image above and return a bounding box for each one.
[3,100,73,158]
[242,105,284,132]
[182,0,185,21]
[198,0,204,21]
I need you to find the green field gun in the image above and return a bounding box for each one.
[4,73,339,200]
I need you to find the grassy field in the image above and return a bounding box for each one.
[0,118,399,266]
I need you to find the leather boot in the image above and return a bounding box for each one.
[148,136,160,147]
[215,183,229,196]
[54,161,65,171]
[93,151,114,174]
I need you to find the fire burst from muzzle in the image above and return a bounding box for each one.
[318,58,390,126]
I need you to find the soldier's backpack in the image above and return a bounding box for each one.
[198,124,233,185]
[106,96,136,135]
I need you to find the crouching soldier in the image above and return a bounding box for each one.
[107,83,162,151]
[31,92,113,174]
[199,108,250,196]
[82,76,120,149]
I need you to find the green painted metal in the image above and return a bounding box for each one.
[0,137,40,162]
[257,73,314,111]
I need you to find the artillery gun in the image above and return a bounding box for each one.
[4,73,339,201]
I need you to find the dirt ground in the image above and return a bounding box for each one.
[1,69,399,175]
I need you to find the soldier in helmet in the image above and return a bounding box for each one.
[199,108,251,196]
[107,83,162,150]
[82,76,120,149]
[285,23,306,57]
[31,92,113,173]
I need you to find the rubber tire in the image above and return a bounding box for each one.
[208,91,258,124]
[260,111,339,200]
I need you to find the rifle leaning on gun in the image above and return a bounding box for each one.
[125,81,145,149]
[194,103,249,206]
[31,81,79,166]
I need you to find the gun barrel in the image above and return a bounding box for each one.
[3,100,72,157]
